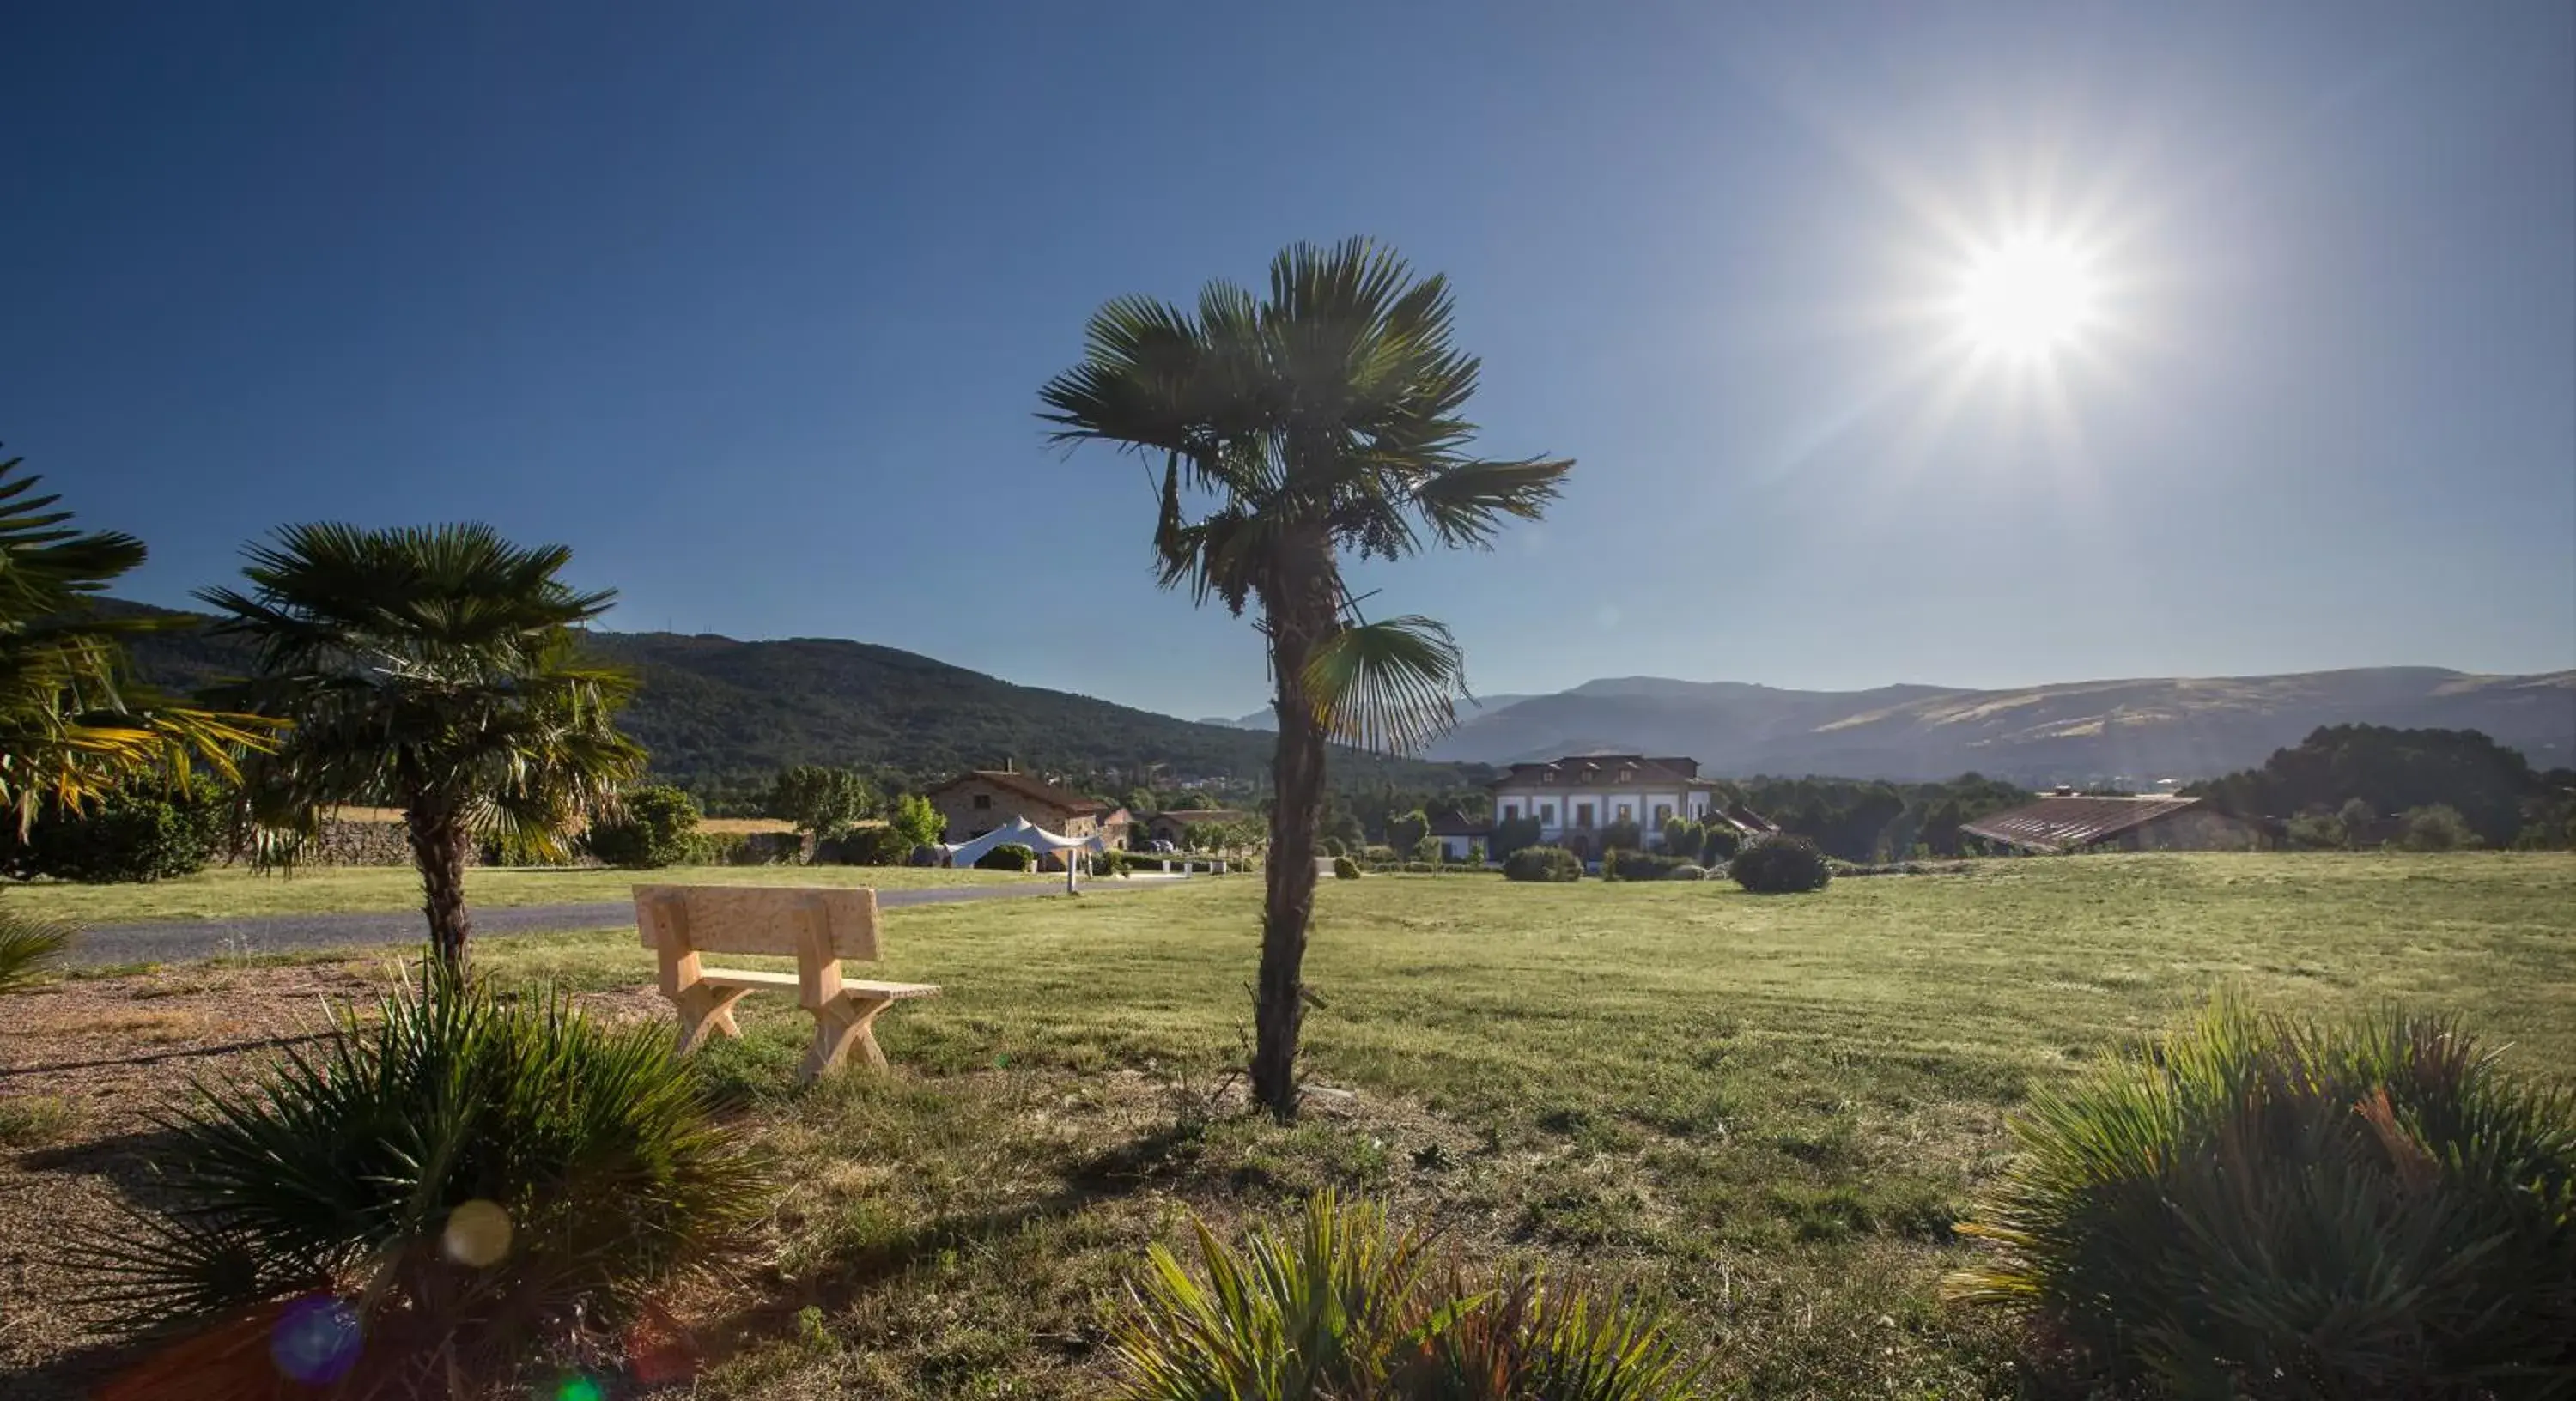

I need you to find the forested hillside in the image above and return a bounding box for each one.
[109,602,1485,798]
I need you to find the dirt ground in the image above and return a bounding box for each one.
[0,962,669,1399]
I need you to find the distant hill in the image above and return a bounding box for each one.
[1426,668,2576,782]
[105,602,1484,794]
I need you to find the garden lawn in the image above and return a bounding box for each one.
[5,853,2570,1398]
[1,861,1023,926]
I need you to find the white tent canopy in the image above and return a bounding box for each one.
[939,817,1104,870]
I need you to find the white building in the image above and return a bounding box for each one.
[1485,754,1773,859]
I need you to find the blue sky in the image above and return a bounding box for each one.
[6,2,2570,721]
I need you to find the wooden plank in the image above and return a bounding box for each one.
[631,885,881,959]
[697,968,801,989]
[839,979,941,999]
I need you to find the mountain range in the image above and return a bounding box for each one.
[1414,670,2576,782]
[113,600,2573,788]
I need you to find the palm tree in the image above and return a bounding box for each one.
[1040,240,1571,1119]
[199,524,647,970]
[0,451,273,834]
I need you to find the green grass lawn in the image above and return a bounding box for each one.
[2,862,1024,926]
[428,852,2573,1398]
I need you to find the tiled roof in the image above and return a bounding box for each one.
[1486,754,1710,789]
[930,769,1108,816]
[1428,810,1487,835]
[1959,795,2203,852]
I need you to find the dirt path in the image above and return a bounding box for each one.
[68,877,1172,967]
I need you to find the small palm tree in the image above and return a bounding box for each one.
[1042,240,1571,1118]
[0,452,273,833]
[200,524,646,969]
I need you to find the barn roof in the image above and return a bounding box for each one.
[1959,794,2205,852]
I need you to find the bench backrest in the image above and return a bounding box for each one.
[634,885,881,962]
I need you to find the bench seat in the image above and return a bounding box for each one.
[698,967,940,1000]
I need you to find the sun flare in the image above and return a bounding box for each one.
[1954,235,2098,359]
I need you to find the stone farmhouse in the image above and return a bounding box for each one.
[925,767,1133,855]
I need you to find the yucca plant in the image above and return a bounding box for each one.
[81,963,773,1398]
[1948,998,2576,1398]
[0,902,73,993]
[1110,1192,1705,1401]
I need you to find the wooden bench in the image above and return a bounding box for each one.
[633,884,941,1082]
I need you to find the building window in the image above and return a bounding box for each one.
[1541,772,1556,784]
[1579,771,1595,784]
[972,794,992,810]
[1540,804,1557,825]
[1576,803,1595,829]
[1614,802,1632,822]
[1501,803,1520,821]
[1654,804,1673,825]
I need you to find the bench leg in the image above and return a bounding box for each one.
[802,994,891,1081]
[673,984,753,1055]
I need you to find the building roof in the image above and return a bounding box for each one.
[928,768,1108,816]
[1959,794,2204,852]
[1428,809,1488,836]
[1709,804,1780,837]
[1485,754,1710,789]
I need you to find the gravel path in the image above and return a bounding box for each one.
[68,879,1158,967]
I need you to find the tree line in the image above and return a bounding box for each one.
[2188,724,2574,850]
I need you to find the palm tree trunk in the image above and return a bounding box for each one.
[405,804,474,971]
[1251,554,1335,1120]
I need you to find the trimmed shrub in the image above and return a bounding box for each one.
[826,824,917,866]
[975,842,1036,871]
[1660,816,1704,860]
[1110,1192,1707,1401]
[1488,815,1542,863]
[581,784,702,869]
[1728,836,1832,895]
[2283,811,2348,851]
[1400,860,1437,874]
[0,906,74,994]
[1504,845,1582,883]
[1700,827,1743,864]
[1601,817,1643,852]
[1333,855,1364,880]
[79,968,770,1398]
[1669,864,1709,881]
[3,791,224,883]
[1949,1000,2576,1398]
[1360,845,1400,866]
[1606,849,1689,882]
[2398,804,2481,852]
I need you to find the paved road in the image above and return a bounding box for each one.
[70,880,1142,967]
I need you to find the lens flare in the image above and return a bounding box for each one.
[270,1295,362,1386]
[442,1198,515,1267]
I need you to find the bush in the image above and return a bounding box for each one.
[1700,827,1743,864]
[81,968,770,1397]
[1728,836,1832,895]
[3,791,224,883]
[1606,849,1689,882]
[2283,812,2348,851]
[1111,1192,1706,1401]
[1504,846,1583,882]
[1360,845,1400,865]
[0,906,74,993]
[2399,804,2481,852]
[1488,815,1542,863]
[1669,864,1708,881]
[1601,817,1643,852]
[1333,855,1363,880]
[1949,1000,2576,1398]
[824,824,917,866]
[975,842,1036,871]
[581,784,702,868]
[1400,860,1437,874]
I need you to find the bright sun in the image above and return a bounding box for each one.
[1954,235,2098,358]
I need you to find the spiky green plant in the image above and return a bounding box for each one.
[0,904,73,993]
[80,964,772,1397]
[1110,1192,1704,1401]
[1948,998,2576,1398]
